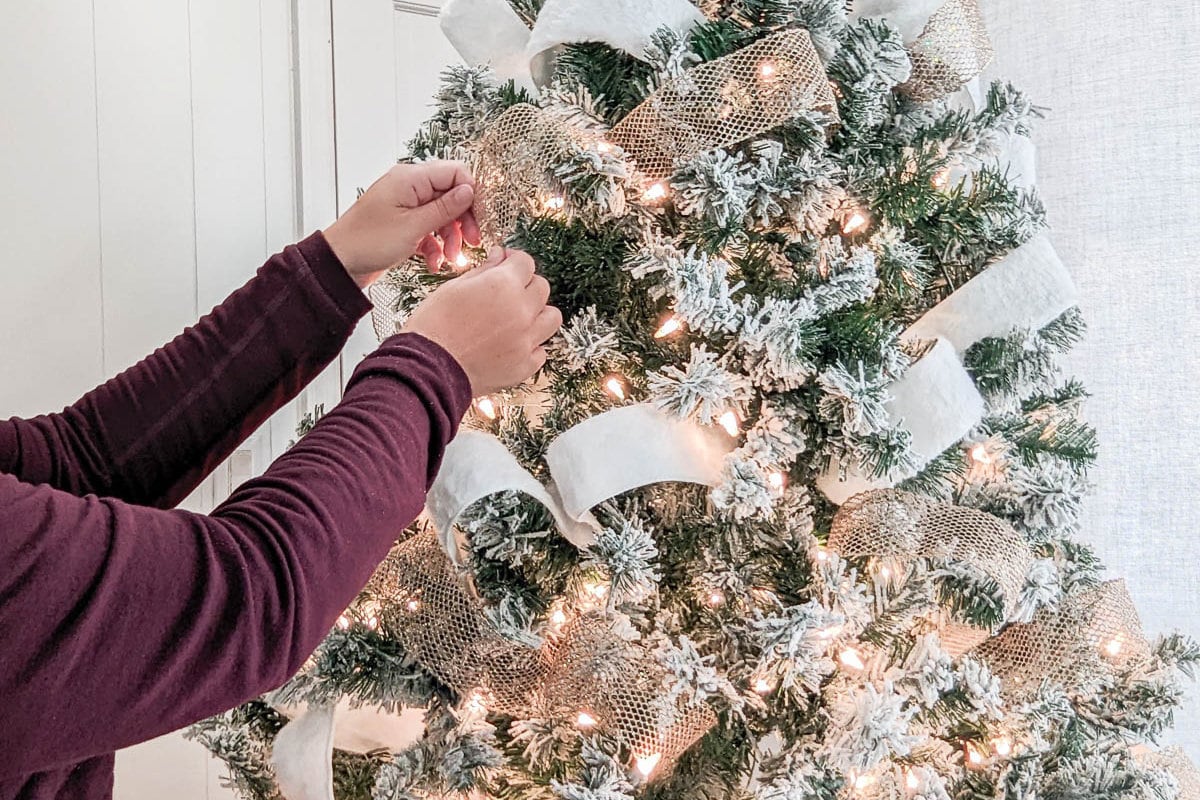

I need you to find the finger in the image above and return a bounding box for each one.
[530,306,563,345]
[410,183,475,239]
[477,245,507,270]
[439,221,464,267]
[527,274,551,309]
[460,207,482,247]
[418,235,444,273]
[529,346,549,374]
[400,161,475,207]
[499,249,537,286]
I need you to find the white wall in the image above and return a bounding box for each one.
[981,0,1200,759]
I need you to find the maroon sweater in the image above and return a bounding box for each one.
[0,233,471,798]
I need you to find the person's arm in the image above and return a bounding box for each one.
[0,161,481,509]
[0,335,470,776]
[0,233,370,507]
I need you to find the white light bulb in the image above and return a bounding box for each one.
[634,753,662,779]
[839,648,865,671]
[475,397,498,420]
[969,443,992,464]
[543,195,566,212]
[708,590,725,607]
[603,376,627,401]
[815,548,829,562]
[654,315,683,338]
[853,772,875,790]
[406,598,421,613]
[1104,637,1123,657]
[576,710,598,729]
[336,615,351,630]
[768,471,786,492]
[932,167,952,190]
[718,411,740,437]
[454,252,471,269]
[550,609,568,626]
[597,142,613,154]
[759,61,777,78]
[754,678,772,695]
[992,736,1013,757]
[905,769,920,790]
[841,210,870,236]
[965,743,985,766]
[643,182,668,202]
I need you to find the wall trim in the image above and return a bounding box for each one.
[394,1,439,16]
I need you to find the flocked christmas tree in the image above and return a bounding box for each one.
[192,0,1200,798]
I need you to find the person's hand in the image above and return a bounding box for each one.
[402,248,562,396]
[323,161,483,288]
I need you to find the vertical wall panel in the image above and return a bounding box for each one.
[93,0,198,375]
[0,1,105,418]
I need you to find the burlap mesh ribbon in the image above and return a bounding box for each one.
[368,529,716,773]
[969,579,1149,695]
[828,490,1034,655]
[899,0,994,102]
[472,103,600,245]
[609,28,839,180]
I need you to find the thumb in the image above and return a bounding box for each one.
[409,183,475,236]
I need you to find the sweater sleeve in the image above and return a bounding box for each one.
[0,334,472,777]
[0,232,372,508]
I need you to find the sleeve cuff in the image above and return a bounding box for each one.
[294,231,374,326]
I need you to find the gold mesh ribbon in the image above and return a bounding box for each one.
[900,0,994,102]
[369,530,717,773]
[471,103,600,245]
[969,580,1149,695]
[828,490,1035,655]
[1138,747,1200,800]
[609,28,839,180]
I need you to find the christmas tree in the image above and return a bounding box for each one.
[192,1,1200,798]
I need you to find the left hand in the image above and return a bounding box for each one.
[323,161,484,289]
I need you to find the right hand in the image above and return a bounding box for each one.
[402,248,562,396]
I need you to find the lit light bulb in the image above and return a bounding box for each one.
[708,590,725,607]
[642,182,668,202]
[406,598,422,613]
[992,736,1013,757]
[550,609,568,626]
[336,615,351,630]
[366,615,379,630]
[465,690,488,715]
[754,678,773,695]
[475,397,498,420]
[768,471,786,492]
[905,769,920,790]
[969,443,992,464]
[597,141,613,154]
[634,753,662,779]
[839,648,865,671]
[759,60,777,79]
[879,565,892,579]
[815,548,829,562]
[853,772,875,790]
[454,251,471,269]
[718,410,740,437]
[841,210,870,236]
[1104,637,1124,657]
[932,167,952,190]
[603,375,627,401]
[543,195,566,212]
[586,582,609,599]
[654,315,683,338]
[576,710,598,729]
[965,742,986,767]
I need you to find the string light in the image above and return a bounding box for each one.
[597,142,613,154]
[336,615,351,630]
[768,471,786,492]
[758,60,778,79]
[839,648,865,671]
[707,590,726,607]
[932,167,952,190]
[475,397,498,420]
[753,678,773,695]
[718,410,740,437]
[586,582,609,599]
[550,609,568,626]
[968,443,992,465]
[603,375,627,401]
[405,598,422,613]
[964,742,986,768]
[454,252,471,269]
[841,210,870,236]
[654,315,683,338]
[852,772,875,790]
[815,548,829,562]
[905,769,920,790]
[576,710,598,729]
[543,195,566,212]
[634,753,662,779]
[642,182,669,202]
[879,565,892,579]
[992,736,1013,757]
[1104,636,1124,657]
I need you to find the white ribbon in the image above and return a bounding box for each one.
[818,235,1078,504]
[438,0,704,92]
[427,404,734,563]
[902,235,1078,352]
[816,338,984,504]
[271,702,427,800]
